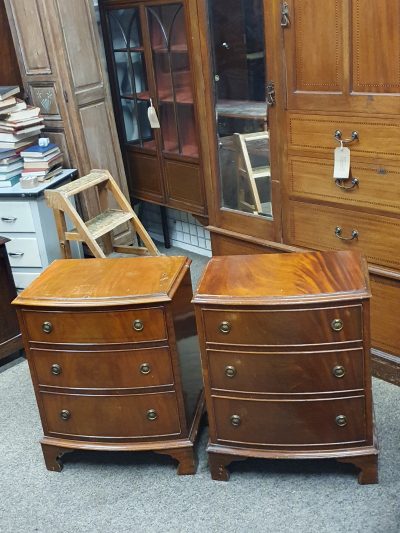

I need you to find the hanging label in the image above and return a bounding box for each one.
[147,99,160,129]
[333,145,351,180]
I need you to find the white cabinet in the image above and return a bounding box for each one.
[0,170,82,290]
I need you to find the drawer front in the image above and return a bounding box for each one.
[6,237,42,267]
[41,391,181,438]
[202,306,362,346]
[32,346,174,389]
[208,348,364,393]
[0,201,34,232]
[22,307,167,344]
[288,156,400,215]
[288,113,400,161]
[12,271,40,291]
[213,396,366,446]
[371,275,400,358]
[285,200,400,270]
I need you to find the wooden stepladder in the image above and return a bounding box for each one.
[45,169,160,258]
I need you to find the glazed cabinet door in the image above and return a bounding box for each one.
[99,0,206,215]
[282,0,400,114]
[197,0,282,243]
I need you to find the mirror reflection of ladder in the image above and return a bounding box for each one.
[234,131,271,215]
[45,169,160,258]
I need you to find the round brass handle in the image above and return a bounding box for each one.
[219,321,231,334]
[133,319,144,332]
[51,363,62,376]
[335,414,348,427]
[225,365,237,378]
[230,414,241,427]
[60,409,71,421]
[333,365,345,378]
[146,409,158,421]
[331,318,344,332]
[140,363,151,375]
[42,321,53,334]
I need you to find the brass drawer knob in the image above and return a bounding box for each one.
[219,321,232,334]
[331,318,344,332]
[140,363,151,375]
[335,414,348,427]
[333,365,345,378]
[51,363,62,376]
[146,409,158,421]
[230,414,241,427]
[225,365,237,378]
[133,319,144,332]
[60,409,71,421]
[42,321,53,334]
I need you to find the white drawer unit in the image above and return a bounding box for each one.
[0,170,82,289]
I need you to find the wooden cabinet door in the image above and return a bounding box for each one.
[282,0,400,114]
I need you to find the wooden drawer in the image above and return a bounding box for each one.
[285,200,400,270]
[41,391,181,438]
[371,275,400,358]
[208,348,364,393]
[0,201,34,232]
[22,307,167,344]
[288,156,400,215]
[202,306,362,346]
[6,237,42,267]
[288,113,400,161]
[213,396,366,446]
[12,271,40,291]
[32,346,174,389]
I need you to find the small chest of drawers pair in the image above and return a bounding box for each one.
[192,250,378,484]
[14,256,203,474]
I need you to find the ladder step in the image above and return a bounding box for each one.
[65,209,133,241]
[50,170,110,199]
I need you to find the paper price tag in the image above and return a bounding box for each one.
[333,145,351,180]
[147,99,160,129]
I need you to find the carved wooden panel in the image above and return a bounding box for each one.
[45,130,72,168]
[30,85,61,118]
[56,0,102,91]
[370,276,400,357]
[352,0,400,94]
[7,0,51,75]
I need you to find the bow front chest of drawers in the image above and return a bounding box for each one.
[14,256,203,474]
[193,251,378,483]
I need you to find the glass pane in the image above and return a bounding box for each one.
[208,0,272,218]
[109,8,142,50]
[147,3,198,158]
[121,98,153,145]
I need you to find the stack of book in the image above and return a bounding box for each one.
[0,85,44,153]
[0,147,23,188]
[20,142,63,183]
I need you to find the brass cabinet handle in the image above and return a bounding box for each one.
[334,130,359,145]
[133,319,144,332]
[230,414,241,427]
[332,365,345,378]
[331,318,344,332]
[42,321,53,334]
[335,414,348,427]
[60,409,71,421]
[335,178,359,191]
[139,363,151,375]
[51,363,62,376]
[335,226,358,241]
[146,409,158,421]
[219,321,231,334]
[224,365,237,378]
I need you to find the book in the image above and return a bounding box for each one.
[0,148,16,160]
[0,125,45,142]
[0,99,27,115]
[0,86,19,101]
[23,149,61,163]
[0,138,38,150]
[0,118,44,131]
[0,106,41,123]
[0,175,20,188]
[20,143,58,158]
[0,98,17,111]
[0,169,22,180]
[22,164,63,182]
[0,155,20,166]
[23,153,62,171]
[0,161,24,175]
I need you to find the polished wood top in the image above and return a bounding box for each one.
[13,256,191,307]
[193,251,370,305]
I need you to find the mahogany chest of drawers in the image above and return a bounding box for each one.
[14,256,203,474]
[193,250,378,483]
